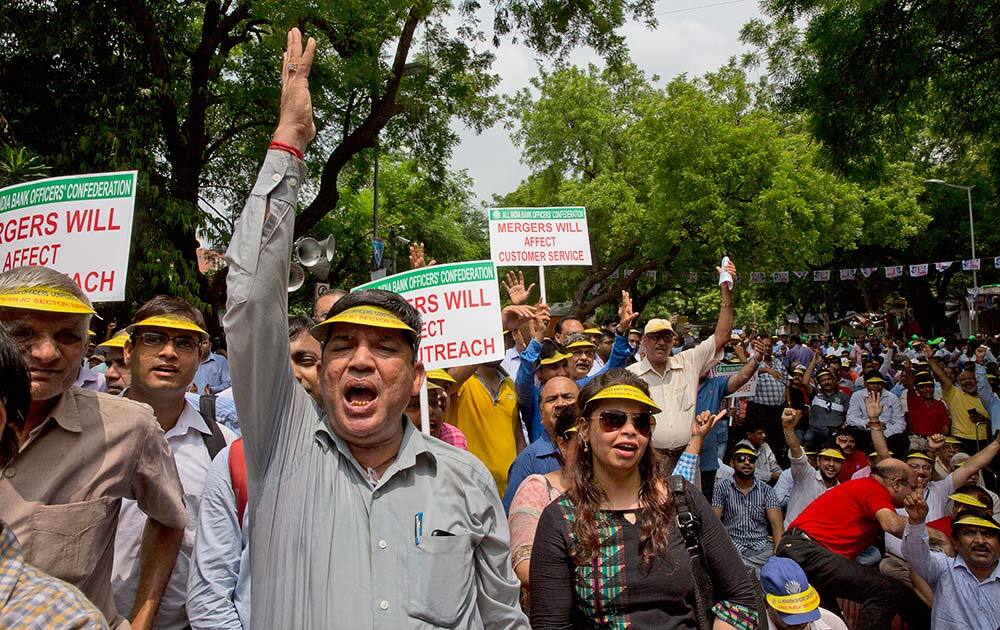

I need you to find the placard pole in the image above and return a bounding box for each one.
[538,265,547,303]
[419,376,430,435]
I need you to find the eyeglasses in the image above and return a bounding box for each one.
[734,455,757,464]
[133,331,202,353]
[589,410,655,438]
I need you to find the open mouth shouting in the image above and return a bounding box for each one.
[612,441,639,460]
[151,363,180,378]
[343,379,379,416]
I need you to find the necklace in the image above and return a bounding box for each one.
[364,453,398,485]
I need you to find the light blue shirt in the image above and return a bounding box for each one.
[903,522,1000,630]
[186,446,250,629]
[974,364,1000,435]
[846,388,904,436]
[194,352,231,395]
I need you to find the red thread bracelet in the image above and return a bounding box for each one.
[269,141,305,160]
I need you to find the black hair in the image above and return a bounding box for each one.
[132,295,207,334]
[555,317,582,335]
[0,327,30,466]
[553,404,579,440]
[955,483,994,511]
[288,315,315,340]
[322,289,421,356]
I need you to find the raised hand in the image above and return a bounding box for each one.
[751,337,765,361]
[903,492,929,524]
[618,290,639,331]
[409,242,436,269]
[533,302,551,341]
[501,270,535,306]
[501,305,535,332]
[976,345,989,363]
[715,258,737,276]
[865,390,883,421]
[781,407,801,432]
[691,409,727,439]
[927,434,946,451]
[272,28,317,153]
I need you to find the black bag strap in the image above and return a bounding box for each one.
[198,394,226,460]
[669,475,715,630]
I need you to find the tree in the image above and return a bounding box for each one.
[1,0,658,327]
[498,60,927,320]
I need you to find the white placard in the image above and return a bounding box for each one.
[0,171,137,301]
[488,206,592,267]
[354,260,504,370]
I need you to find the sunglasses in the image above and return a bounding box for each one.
[734,455,757,464]
[589,410,655,438]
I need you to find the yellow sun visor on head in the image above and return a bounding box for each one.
[587,384,662,414]
[952,514,1000,531]
[426,380,443,391]
[905,451,933,462]
[766,584,821,615]
[128,315,208,336]
[0,286,95,315]
[566,339,596,349]
[426,368,457,385]
[948,493,988,509]
[733,447,758,458]
[864,374,887,384]
[539,351,572,366]
[817,448,845,461]
[944,437,962,445]
[583,327,602,335]
[97,331,130,349]
[311,305,416,342]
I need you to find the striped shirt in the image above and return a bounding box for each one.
[711,477,780,553]
[0,525,107,629]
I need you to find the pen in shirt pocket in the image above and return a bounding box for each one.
[414,512,423,546]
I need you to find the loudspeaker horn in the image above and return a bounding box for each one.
[295,235,336,267]
[288,263,305,292]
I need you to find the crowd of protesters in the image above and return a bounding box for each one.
[0,28,998,630]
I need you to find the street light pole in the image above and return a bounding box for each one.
[372,138,380,271]
[925,178,978,332]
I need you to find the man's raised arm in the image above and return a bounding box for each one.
[224,29,317,479]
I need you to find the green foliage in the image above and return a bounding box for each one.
[0,146,51,188]
[499,60,926,320]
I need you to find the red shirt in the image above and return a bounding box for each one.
[906,390,950,436]
[837,450,869,483]
[788,477,895,559]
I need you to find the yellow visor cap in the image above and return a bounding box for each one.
[129,315,207,336]
[953,515,1000,531]
[583,327,602,335]
[566,339,596,350]
[767,585,821,615]
[312,305,416,341]
[587,384,662,414]
[425,369,457,384]
[944,437,962,445]
[426,380,443,391]
[733,447,758,458]
[539,351,572,366]
[0,286,95,315]
[948,493,988,509]
[97,332,130,348]
[906,451,933,462]
[817,448,845,461]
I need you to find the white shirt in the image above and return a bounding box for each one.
[500,347,521,382]
[112,402,237,629]
[784,452,838,526]
[885,474,956,557]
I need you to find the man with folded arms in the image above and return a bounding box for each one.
[0,267,186,628]
[224,29,526,628]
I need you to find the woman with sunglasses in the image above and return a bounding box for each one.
[530,369,759,629]
[508,404,579,611]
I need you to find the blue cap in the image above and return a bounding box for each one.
[759,557,821,625]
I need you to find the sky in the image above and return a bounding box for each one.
[448,0,766,204]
